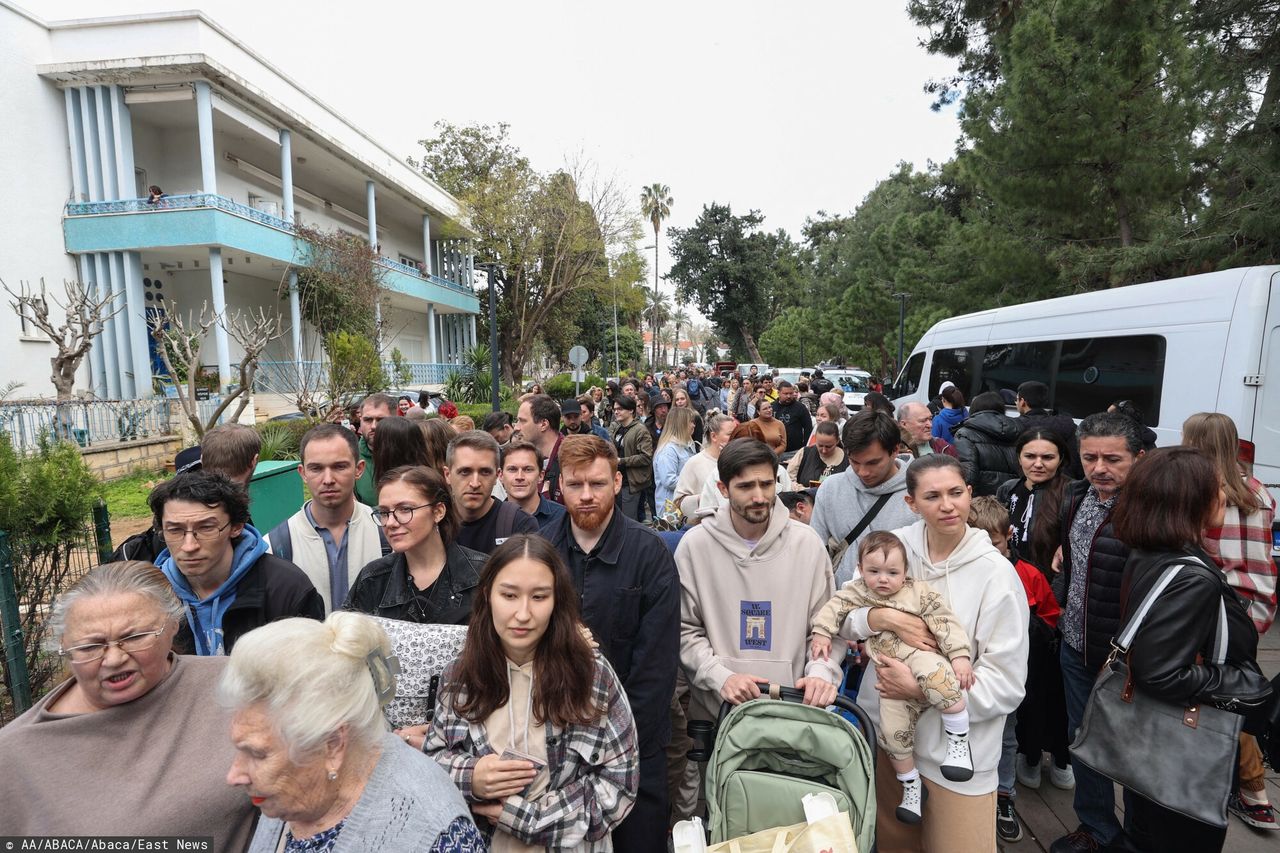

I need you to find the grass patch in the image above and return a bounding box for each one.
[100,467,170,520]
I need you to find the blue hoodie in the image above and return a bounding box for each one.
[158,524,269,656]
[932,405,968,444]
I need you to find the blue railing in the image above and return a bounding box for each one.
[0,399,174,453]
[253,360,462,393]
[65,193,295,231]
[65,195,473,293]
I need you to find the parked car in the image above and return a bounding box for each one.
[835,370,873,411]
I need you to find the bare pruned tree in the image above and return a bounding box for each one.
[150,301,285,437]
[2,277,122,403]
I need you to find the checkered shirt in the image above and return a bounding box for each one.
[1204,477,1278,633]
[424,654,639,850]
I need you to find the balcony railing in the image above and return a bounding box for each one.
[0,399,174,453]
[64,195,473,294]
[252,360,466,393]
[65,193,295,231]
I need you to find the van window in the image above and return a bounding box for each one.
[1054,335,1165,422]
[928,347,981,399]
[979,342,1057,398]
[894,353,925,396]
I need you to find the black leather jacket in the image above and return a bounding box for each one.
[343,542,486,625]
[1122,549,1262,707]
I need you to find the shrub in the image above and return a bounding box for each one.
[0,435,104,714]
[254,418,318,461]
[544,372,605,400]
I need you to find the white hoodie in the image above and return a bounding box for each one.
[850,522,1029,795]
[676,498,844,722]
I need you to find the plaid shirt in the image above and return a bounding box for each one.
[424,655,639,851]
[1205,477,1278,633]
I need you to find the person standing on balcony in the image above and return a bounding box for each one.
[355,393,396,506]
[265,424,390,614]
[516,394,565,504]
[146,185,166,204]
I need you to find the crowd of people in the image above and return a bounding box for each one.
[0,365,1274,853]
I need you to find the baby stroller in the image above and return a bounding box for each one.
[693,683,877,853]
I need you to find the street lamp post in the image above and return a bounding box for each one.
[475,262,503,411]
[894,292,908,378]
[643,243,658,369]
[612,272,621,378]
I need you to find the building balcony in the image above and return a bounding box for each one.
[63,194,479,312]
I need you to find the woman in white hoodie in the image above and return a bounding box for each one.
[845,454,1029,852]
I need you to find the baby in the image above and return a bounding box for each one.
[810,531,975,824]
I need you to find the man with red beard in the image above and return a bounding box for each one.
[541,434,680,852]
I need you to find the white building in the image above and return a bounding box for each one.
[0,2,480,407]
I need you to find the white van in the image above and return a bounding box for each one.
[889,265,1280,509]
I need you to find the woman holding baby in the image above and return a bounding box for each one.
[835,454,1030,852]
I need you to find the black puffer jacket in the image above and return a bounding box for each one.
[953,411,1021,497]
[1122,549,1263,707]
[1059,479,1131,671]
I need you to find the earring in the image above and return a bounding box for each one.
[327,770,337,782]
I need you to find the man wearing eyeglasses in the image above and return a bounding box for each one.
[150,471,323,655]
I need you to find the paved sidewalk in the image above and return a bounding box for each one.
[1002,622,1280,851]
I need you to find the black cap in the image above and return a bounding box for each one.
[174,445,202,474]
[560,398,581,416]
[649,391,670,410]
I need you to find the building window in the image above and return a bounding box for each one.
[18,295,48,339]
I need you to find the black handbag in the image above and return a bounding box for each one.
[1069,561,1243,828]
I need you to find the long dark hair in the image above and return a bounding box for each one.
[449,535,599,728]
[1015,428,1072,571]
[372,417,430,476]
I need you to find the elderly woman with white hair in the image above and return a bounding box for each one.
[221,611,485,852]
[0,561,257,851]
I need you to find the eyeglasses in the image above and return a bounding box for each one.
[160,520,232,543]
[59,627,167,663]
[371,503,436,527]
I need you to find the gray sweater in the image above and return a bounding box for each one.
[810,461,919,586]
[249,731,473,852]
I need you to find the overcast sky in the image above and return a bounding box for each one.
[31,0,961,314]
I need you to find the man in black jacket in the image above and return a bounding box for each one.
[1050,412,1144,853]
[149,471,322,655]
[773,380,814,452]
[541,434,680,852]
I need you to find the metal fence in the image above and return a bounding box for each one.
[0,399,174,454]
[253,360,463,393]
[0,502,112,722]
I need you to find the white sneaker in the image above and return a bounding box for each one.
[1016,754,1042,789]
[896,778,927,824]
[1049,762,1075,790]
[941,731,974,782]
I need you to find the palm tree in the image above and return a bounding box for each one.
[639,183,673,368]
[643,290,670,366]
[670,307,691,365]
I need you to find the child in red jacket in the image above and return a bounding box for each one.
[970,497,1070,844]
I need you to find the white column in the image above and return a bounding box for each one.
[422,215,433,276]
[289,269,303,382]
[123,251,152,397]
[209,248,231,391]
[64,89,87,203]
[80,254,108,398]
[280,129,295,223]
[194,81,217,194]
[427,303,438,363]
[79,87,103,201]
[107,252,134,397]
[94,254,121,399]
[94,86,118,200]
[469,315,478,352]
[109,85,136,199]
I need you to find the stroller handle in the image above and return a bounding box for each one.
[694,683,876,771]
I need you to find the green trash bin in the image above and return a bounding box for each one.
[248,460,303,535]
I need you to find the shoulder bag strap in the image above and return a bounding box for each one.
[845,493,894,546]
[1114,558,1229,664]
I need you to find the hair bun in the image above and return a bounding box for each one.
[325,611,390,660]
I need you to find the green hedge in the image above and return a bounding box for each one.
[454,402,518,422]
[544,372,606,399]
